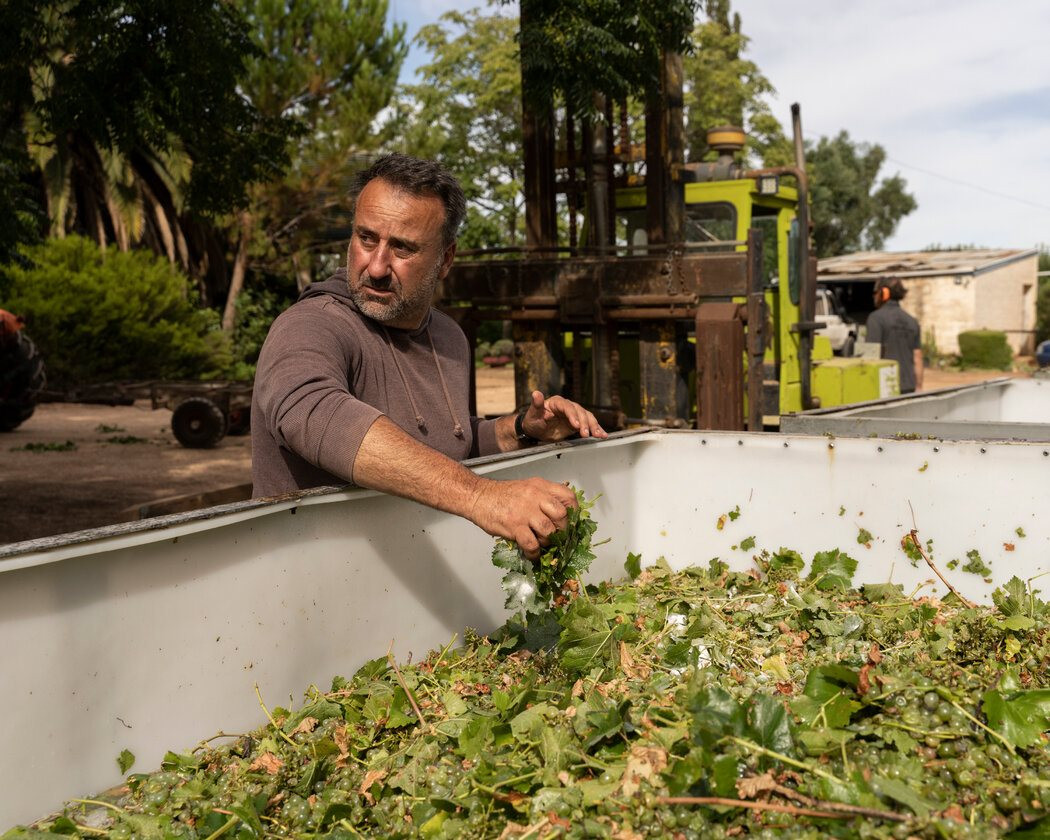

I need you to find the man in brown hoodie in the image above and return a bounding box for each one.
[252,154,607,557]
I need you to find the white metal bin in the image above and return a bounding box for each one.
[1,429,1047,825]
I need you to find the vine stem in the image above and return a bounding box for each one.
[517,817,550,839]
[657,796,846,820]
[727,737,842,784]
[903,529,975,609]
[201,815,239,840]
[943,695,1016,755]
[432,633,458,670]
[70,798,123,814]
[253,683,298,748]
[337,819,367,838]
[387,641,428,732]
[767,782,908,822]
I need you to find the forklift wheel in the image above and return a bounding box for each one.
[171,397,227,448]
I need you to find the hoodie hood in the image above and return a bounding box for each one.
[298,269,353,304]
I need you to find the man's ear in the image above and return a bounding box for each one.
[438,241,457,279]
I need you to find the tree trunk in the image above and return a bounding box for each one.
[142,180,176,263]
[222,211,252,333]
[291,252,312,293]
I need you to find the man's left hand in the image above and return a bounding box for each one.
[520,390,608,444]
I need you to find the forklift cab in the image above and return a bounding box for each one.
[616,178,809,415]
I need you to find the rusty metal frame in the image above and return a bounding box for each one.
[442,35,772,431]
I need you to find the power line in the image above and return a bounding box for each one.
[884,156,1050,214]
[801,119,1050,215]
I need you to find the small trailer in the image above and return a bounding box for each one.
[1,429,1047,826]
[41,379,253,448]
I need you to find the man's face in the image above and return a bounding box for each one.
[346,178,455,330]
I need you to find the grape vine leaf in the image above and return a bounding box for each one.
[807,549,858,591]
[117,748,135,775]
[491,488,600,619]
[558,599,615,674]
[982,687,1050,749]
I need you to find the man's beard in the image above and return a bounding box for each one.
[348,262,440,326]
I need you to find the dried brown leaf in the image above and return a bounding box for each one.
[619,641,652,681]
[333,724,351,769]
[620,744,668,797]
[290,716,319,736]
[858,664,872,697]
[359,768,388,805]
[736,771,777,799]
[247,752,283,775]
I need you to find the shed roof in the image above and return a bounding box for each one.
[817,248,1037,281]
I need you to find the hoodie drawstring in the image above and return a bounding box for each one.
[381,325,465,439]
[426,328,465,439]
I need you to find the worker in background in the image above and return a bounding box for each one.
[251,153,607,557]
[866,277,924,394]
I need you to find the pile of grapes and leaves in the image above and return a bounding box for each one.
[6,492,1050,839]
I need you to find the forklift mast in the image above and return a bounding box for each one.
[436,47,819,431]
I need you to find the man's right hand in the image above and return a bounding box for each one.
[353,417,579,559]
[468,477,578,559]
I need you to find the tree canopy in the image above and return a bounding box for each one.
[806,131,917,257]
[237,0,407,273]
[0,0,292,267]
[684,0,792,166]
[518,0,698,119]
[398,9,524,249]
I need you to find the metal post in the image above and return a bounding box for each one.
[791,103,815,410]
[746,228,765,431]
[695,303,745,431]
[639,321,689,426]
[511,321,563,408]
[645,50,686,247]
[587,94,609,250]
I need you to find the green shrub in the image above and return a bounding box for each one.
[476,320,505,345]
[957,329,1013,370]
[490,338,514,357]
[227,283,294,380]
[0,236,229,387]
[474,341,492,363]
[1036,277,1050,344]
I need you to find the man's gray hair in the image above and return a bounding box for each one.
[349,153,467,247]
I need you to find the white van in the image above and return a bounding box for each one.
[815,286,858,356]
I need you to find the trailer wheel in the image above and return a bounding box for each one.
[171,397,227,448]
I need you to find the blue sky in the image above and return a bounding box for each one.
[391,0,1050,253]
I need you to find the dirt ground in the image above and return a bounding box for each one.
[0,364,1028,546]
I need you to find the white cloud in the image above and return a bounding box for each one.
[392,0,1050,251]
[733,0,1050,250]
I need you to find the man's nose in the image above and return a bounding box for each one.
[367,243,392,278]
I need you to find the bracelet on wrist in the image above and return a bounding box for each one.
[514,410,541,445]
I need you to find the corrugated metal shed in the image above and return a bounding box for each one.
[818,248,1037,281]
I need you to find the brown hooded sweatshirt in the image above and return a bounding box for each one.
[251,271,499,496]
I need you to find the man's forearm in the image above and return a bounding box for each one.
[913,349,924,390]
[352,415,484,518]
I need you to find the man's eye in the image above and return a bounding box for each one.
[356,231,376,245]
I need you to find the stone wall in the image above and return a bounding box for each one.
[973,254,1038,354]
[888,254,1038,356]
[903,275,975,356]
